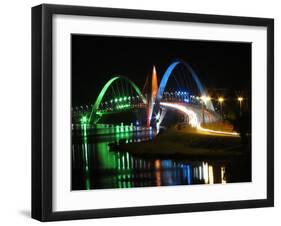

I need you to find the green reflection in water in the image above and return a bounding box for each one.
[117,152,121,170]
[85,167,91,190]
[84,124,137,189]
[81,119,91,189]
[115,151,133,188]
[94,130,133,171]
[96,142,116,169]
[81,122,89,171]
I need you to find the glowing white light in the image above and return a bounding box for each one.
[201,95,211,104]
[237,97,244,102]
[155,112,160,121]
[208,165,214,184]
[202,162,209,184]
[218,97,224,103]
[160,102,199,127]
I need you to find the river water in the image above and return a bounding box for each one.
[72,127,251,190]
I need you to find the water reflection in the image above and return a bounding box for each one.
[72,127,235,190]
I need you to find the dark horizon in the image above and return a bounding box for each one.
[72,34,251,107]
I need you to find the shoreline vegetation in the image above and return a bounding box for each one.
[115,125,249,159]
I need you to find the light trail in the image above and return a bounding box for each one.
[197,124,239,136]
[160,102,239,137]
[160,102,199,127]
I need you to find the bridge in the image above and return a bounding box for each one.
[79,60,238,136]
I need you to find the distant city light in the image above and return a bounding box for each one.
[201,95,211,104]
[237,97,243,102]
[237,97,244,115]
[218,97,224,103]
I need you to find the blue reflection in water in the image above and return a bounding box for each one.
[187,164,192,185]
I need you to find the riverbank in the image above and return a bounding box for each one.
[116,126,248,159]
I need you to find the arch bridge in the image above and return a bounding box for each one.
[83,60,220,129]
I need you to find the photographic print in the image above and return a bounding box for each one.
[32,4,273,220]
[71,35,252,190]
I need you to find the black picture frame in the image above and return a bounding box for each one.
[32,4,274,222]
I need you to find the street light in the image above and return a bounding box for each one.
[218,97,224,120]
[201,95,211,104]
[237,96,244,115]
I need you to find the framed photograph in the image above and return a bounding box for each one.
[32,4,274,221]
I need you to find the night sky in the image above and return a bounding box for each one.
[72,35,251,107]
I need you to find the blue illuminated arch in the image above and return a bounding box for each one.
[156,60,214,111]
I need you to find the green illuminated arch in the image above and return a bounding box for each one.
[88,76,147,123]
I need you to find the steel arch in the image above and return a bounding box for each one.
[89,76,147,123]
[156,60,214,111]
